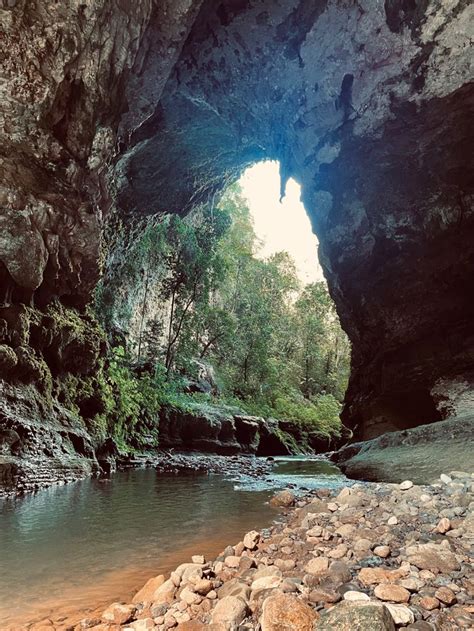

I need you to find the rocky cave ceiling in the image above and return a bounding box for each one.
[1,0,473,439]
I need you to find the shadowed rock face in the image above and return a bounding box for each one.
[0,0,473,457]
[113,0,474,439]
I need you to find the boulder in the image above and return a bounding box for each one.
[405,543,461,573]
[270,490,295,508]
[152,578,177,605]
[210,596,247,627]
[315,601,396,630]
[243,530,260,550]
[305,557,329,575]
[132,574,166,603]
[260,592,319,631]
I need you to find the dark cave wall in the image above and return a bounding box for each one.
[0,0,473,457]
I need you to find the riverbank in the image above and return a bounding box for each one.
[0,452,274,499]
[33,470,471,631]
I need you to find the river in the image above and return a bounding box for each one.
[0,456,344,629]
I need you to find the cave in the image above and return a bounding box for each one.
[1,0,473,458]
[1,2,474,626]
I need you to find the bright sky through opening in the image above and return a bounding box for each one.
[239,161,324,285]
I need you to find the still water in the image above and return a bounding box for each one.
[0,457,344,628]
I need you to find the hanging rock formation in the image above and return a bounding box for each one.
[0,0,473,480]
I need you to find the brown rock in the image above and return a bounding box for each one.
[358,567,408,586]
[193,578,213,596]
[125,620,155,630]
[326,561,352,585]
[101,603,136,625]
[210,596,247,627]
[328,544,348,559]
[419,596,440,610]
[435,518,452,534]
[243,530,260,550]
[261,592,319,631]
[152,578,178,605]
[374,546,391,558]
[132,575,166,603]
[406,543,461,573]
[434,586,457,605]
[270,490,295,507]
[224,555,241,568]
[217,578,251,602]
[309,587,341,604]
[374,584,410,603]
[305,557,329,575]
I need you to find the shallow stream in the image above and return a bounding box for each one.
[0,456,344,628]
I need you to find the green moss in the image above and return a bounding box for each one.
[15,345,53,400]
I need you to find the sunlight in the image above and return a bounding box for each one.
[239,161,324,285]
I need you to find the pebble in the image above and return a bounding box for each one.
[77,473,473,631]
[385,603,415,625]
[374,583,410,603]
[435,586,456,605]
[343,591,370,601]
[373,545,390,558]
[435,517,451,534]
[419,596,440,610]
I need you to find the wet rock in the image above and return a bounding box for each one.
[260,592,319,631]
[270,490,295,508]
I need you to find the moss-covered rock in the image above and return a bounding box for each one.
[0,344,18,374]
[14,346,52,398]
[39,300,106,376]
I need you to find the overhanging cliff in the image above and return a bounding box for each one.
[1,0,473,468]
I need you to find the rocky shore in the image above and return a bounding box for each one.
[64,471,474,631]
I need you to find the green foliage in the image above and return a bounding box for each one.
[106,347,162,449]
[274,393,342,438]
[93,181,351,449]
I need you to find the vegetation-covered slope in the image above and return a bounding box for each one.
[95,184,350,450]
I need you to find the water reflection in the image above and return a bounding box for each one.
[0,458,345,627]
